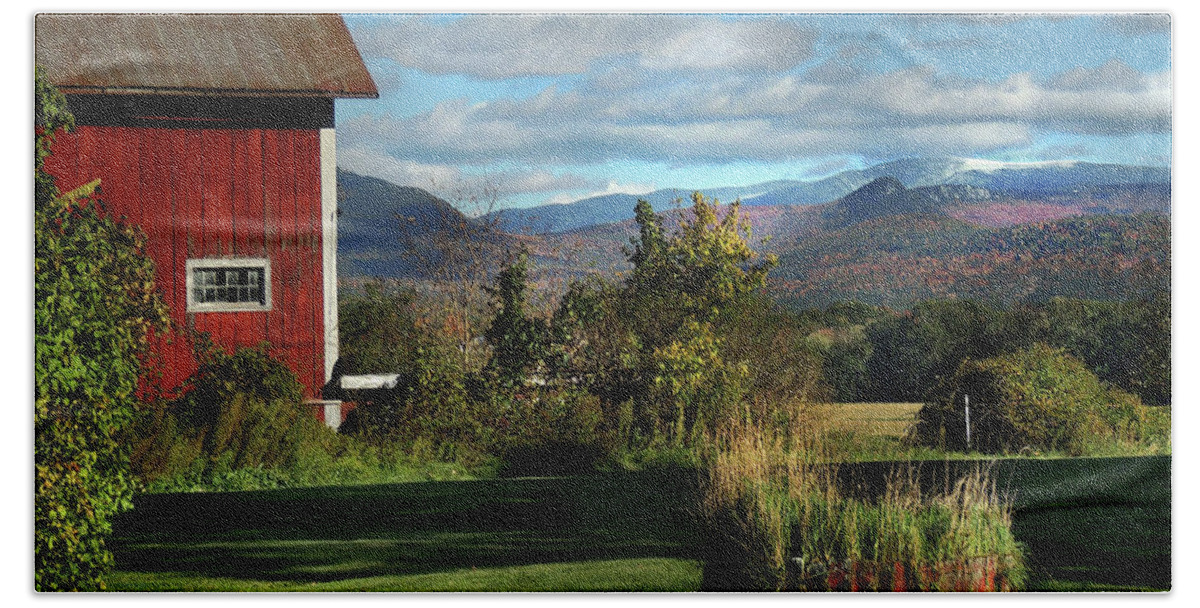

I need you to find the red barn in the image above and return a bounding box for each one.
[36,14,378,427]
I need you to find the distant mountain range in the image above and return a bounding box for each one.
[336,157,1170,308]
[768,178,1169,307]
[337,169,512,279]
[484,157,1170,234]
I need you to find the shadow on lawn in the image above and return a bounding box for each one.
[110,468,704,583]
[111,457,1169,590]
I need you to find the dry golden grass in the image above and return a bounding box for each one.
[702,414,1025,591]
[827,402,923,438]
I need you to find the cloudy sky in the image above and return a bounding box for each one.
[333,12,1172,211]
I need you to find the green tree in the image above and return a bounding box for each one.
[484,250,548,387]
[617,193,778,445]
[337,282,423,376]
[822,330,872,402]
[35,68,168,590]
[625,192,776,341]
[865,300,1010,402]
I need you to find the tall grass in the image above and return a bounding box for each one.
[701,418,1024,591]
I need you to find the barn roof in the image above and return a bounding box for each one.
[35,13,378,98]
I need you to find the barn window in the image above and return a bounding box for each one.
[186,258,271,312]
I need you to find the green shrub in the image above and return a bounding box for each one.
[484,250,549,387]
[35,68,169,591]
[338,282,424,375]
[176,342,311,468]
[716,296,829,444]
[912,344,1168,455]
[340,340,482,459]
[132,343,334,485]
[649,320,747,447]
[493,386,607,477]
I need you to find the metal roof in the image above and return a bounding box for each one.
[35,13,378,98]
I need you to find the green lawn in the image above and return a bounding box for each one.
[108,469,705,592]
[108,455,1168,592]
[107,398,1169,594]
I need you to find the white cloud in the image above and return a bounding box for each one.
[338,146,602,211]
[353,14,815,80]
[1099,13,1171,36]
[541,180,658,207]
[864,65,1171,135]
[637,19,813,72]
[342,55,1164,171]
[1051,59,1151,92]
[339,14,1169,201]
[338,147,461,189]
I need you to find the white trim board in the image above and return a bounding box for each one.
[320,128,339,386]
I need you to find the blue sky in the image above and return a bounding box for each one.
[333,13,1171,211]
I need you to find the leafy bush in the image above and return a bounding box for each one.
[1022,296,1171,406]
[131,343,333,484]
[717,297,828,440]
[337,282,424,375]
[648,320,747,446]
[911,344,1168,455]
[338,281,495,462]
[493,387,607,477]
[35,68,169,591]
[177,342,311,467]
[339,336,490,463]
[817,296,1169,406]
[133,342,498,492]
[864,300,1014,402]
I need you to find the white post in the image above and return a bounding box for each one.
[964,393,971,449]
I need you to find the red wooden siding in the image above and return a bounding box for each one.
[45,126,328,398]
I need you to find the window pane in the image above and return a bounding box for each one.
[191,263,268,306]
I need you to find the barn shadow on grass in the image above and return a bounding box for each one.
[110,457,1169,590]
[110,468,704,584]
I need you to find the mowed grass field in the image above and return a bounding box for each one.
[828,402,923,436]
[107,403,1170,592]
[107,470,706,592]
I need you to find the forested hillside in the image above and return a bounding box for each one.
[337,170,1169,310]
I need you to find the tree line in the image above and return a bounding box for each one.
[336,194,826,468]
[808,296,1170,407]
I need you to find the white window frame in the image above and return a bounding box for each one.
[186,257,272,313]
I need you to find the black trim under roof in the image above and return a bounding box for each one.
[66,94,336,130]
